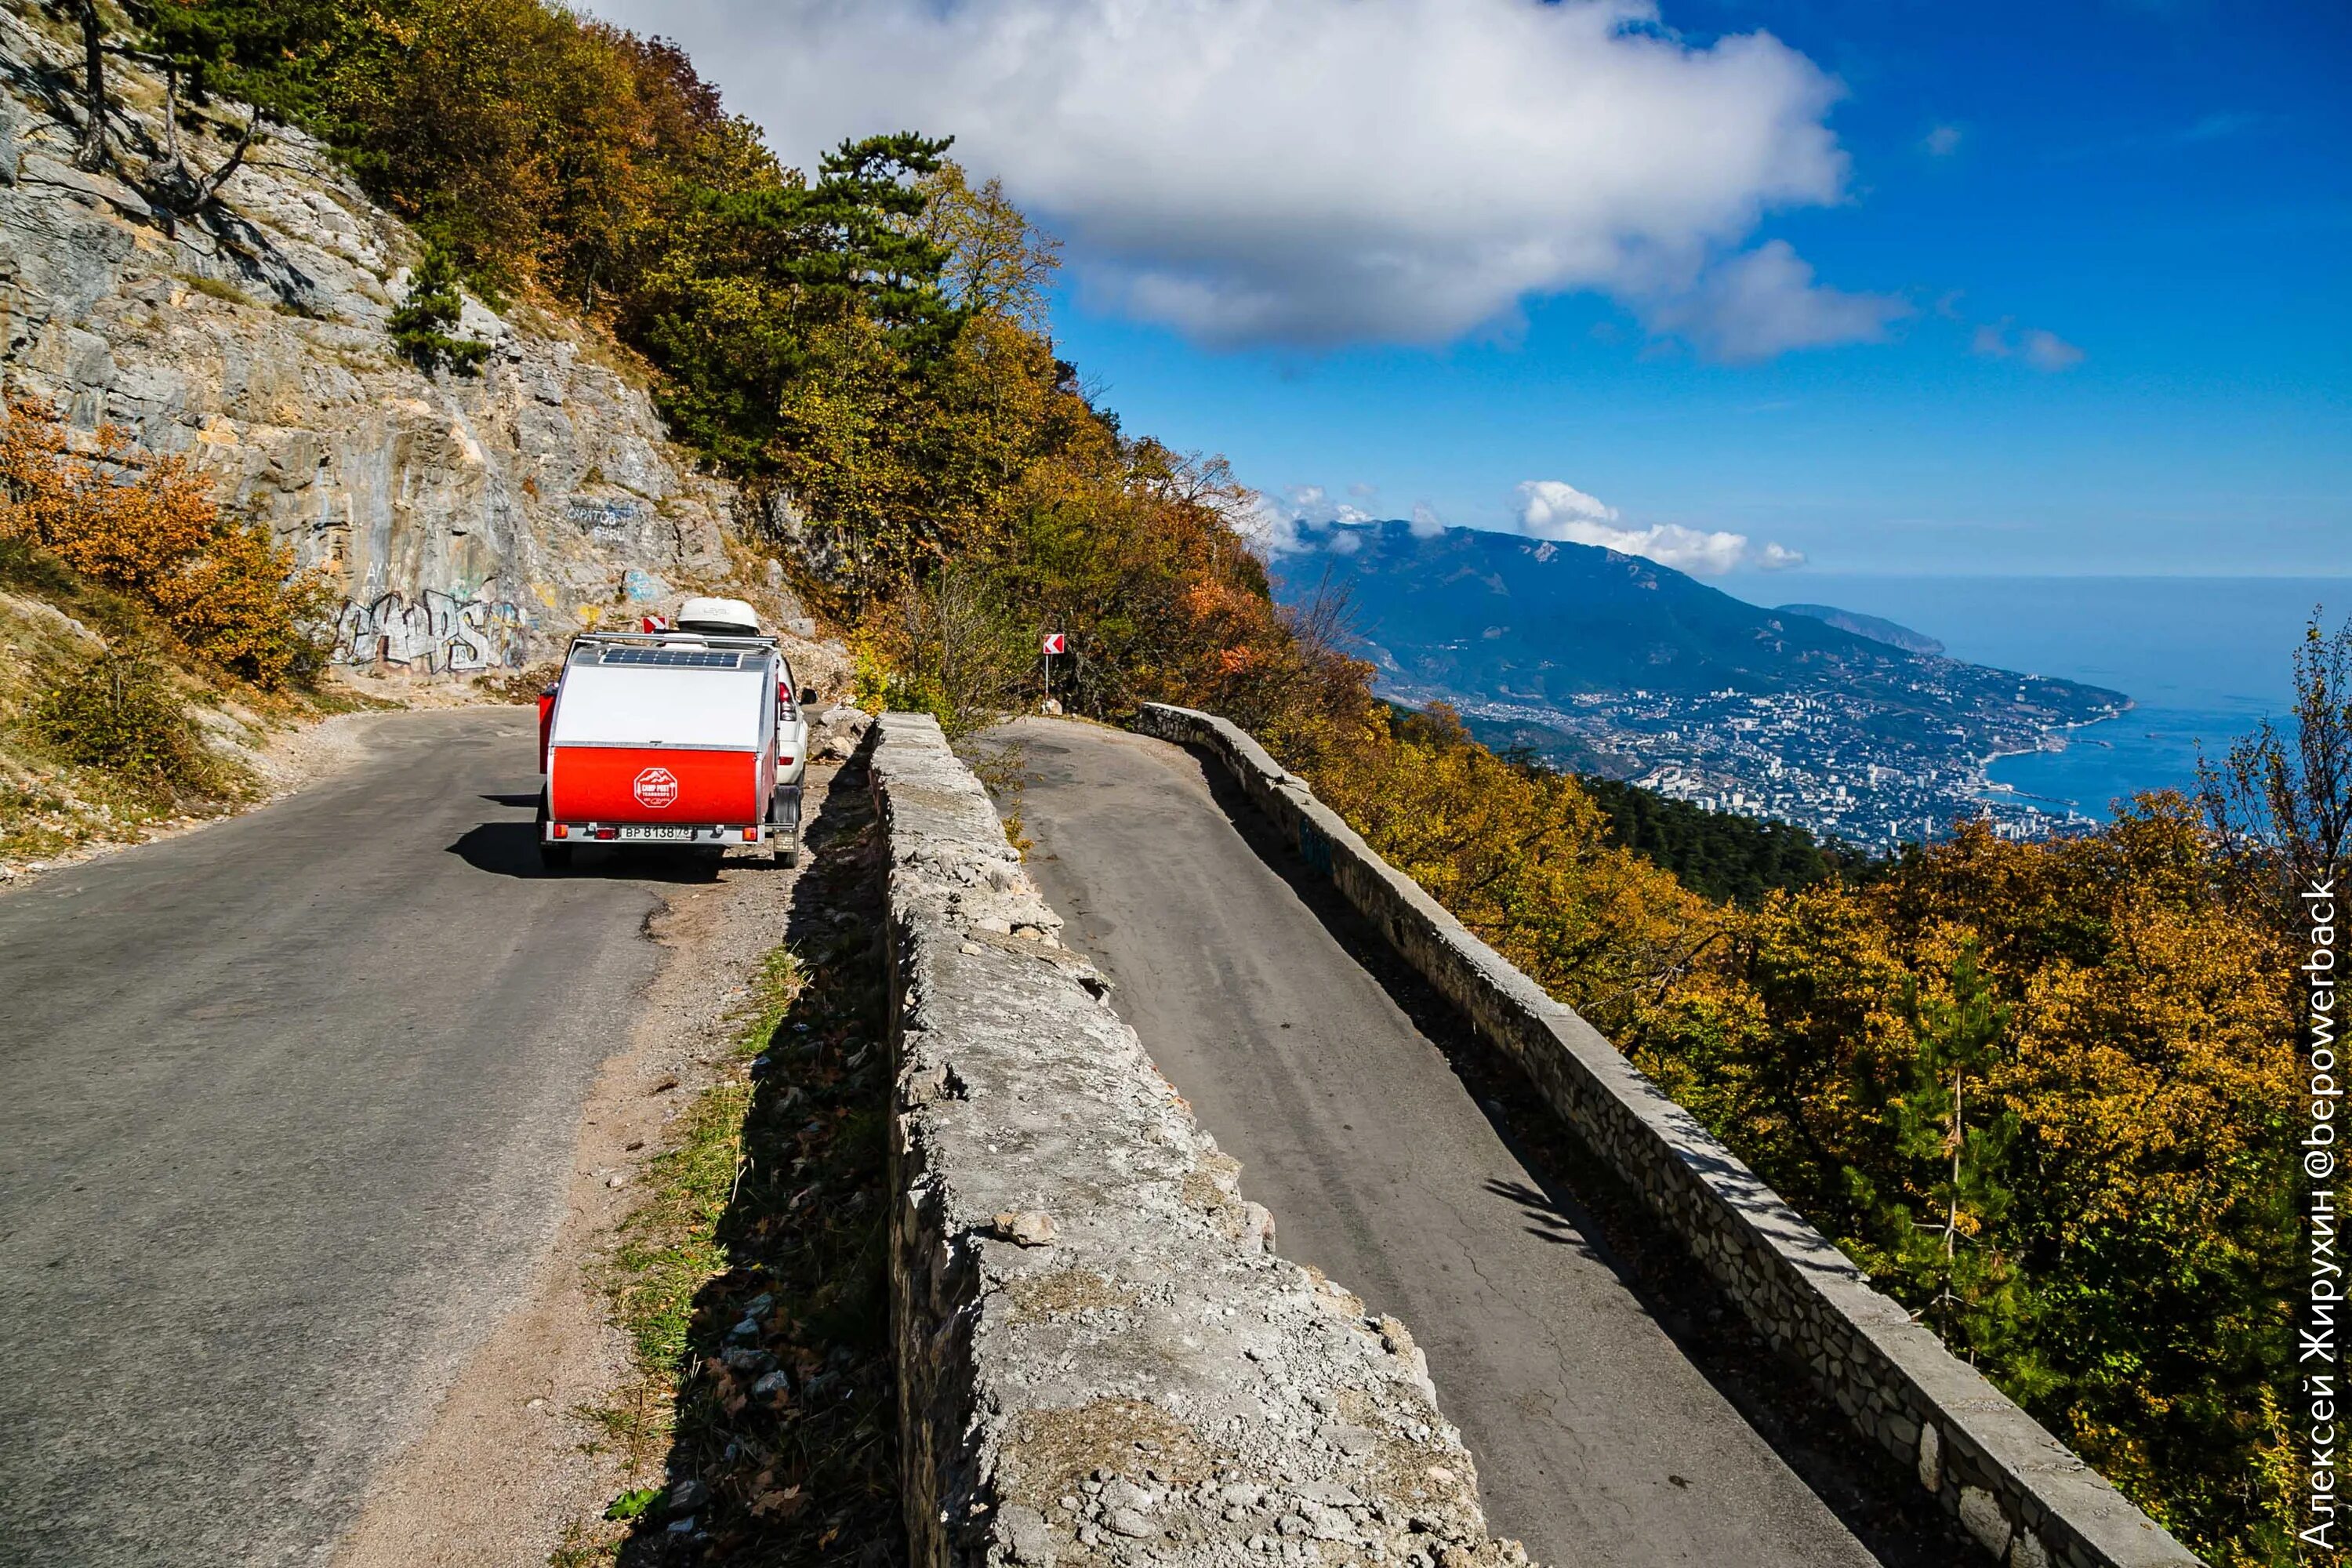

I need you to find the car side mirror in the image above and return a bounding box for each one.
[799,686,818,705]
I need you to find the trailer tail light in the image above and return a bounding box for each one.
[742,827,758,842]
[551,823,569,839]
[595,827,618,840]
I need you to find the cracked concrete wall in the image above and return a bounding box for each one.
[1132,702,2201,1568]
[0,6,808,670]
[870,713,1536,1568]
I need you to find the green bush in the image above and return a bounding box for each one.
[388,245,490,376]
[32,655,217,791]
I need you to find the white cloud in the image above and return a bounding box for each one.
[1972,319,2085,372]
[1237,503,1305,557]
[1284,485,1374,526]
[1239,486,1371,555]
[582,0,1882,354]
[1922,122,1964,157]
[2021,328,2085,372]
[1512,479,1802,574]
[1642,241,1907,361]
[1515,479,1621,535]
[1410,503,1446,537]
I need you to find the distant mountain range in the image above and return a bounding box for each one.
[1282,521,2105,706]
[1273,521,2129,844]
[1776,603,1944,655]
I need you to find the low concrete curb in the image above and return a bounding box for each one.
[872,713,1537,1568]
[1131,702,2200,1568]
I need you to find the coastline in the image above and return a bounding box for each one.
[1969,700,2138,818]
[1980,700,2256,818]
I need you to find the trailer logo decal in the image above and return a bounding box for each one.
[633,767,681,809]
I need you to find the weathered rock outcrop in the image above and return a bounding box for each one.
[873,713,1534,1568]
[0,5,798,675]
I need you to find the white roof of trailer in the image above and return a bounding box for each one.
[552,663,769,750]
[677,596,762,633]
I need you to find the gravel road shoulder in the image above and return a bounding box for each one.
[329,768,840,1568]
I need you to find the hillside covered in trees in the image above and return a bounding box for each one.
[38,4,2328,1563]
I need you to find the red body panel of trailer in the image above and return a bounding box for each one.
[547,745,762,826]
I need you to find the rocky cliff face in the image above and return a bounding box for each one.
[0,5,793,677]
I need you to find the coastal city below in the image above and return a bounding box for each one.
[1436,681,2132,847]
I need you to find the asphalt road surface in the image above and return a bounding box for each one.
[1000,718,1882,1568]
[0,710,690,1567]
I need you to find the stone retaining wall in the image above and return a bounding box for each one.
[872,713,1536,1568]
[1131,702,2200,1568]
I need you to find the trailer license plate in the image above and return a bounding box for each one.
[617,826,692,842]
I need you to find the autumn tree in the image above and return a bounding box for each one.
[913,162,1064,332]
[0,397,331,685]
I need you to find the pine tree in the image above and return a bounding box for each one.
[1857,944,2044,1383]
[389,246,490,378]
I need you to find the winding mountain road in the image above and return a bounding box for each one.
[999,717,1886,1568]
[4,701,1930,1567]
[0,709,684,1568]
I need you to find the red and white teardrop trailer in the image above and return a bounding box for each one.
[535,598,811,870]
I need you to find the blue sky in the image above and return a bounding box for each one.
[589,0,2350,579]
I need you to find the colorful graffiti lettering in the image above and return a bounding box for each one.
[332,590,531,672]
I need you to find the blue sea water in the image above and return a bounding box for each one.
[1730,575,2350,818]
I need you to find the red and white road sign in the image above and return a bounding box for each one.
[1041,633,1067,655]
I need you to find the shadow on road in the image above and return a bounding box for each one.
[445,822,739,883]
[613,751,904,1568]
[1174,741,1980,1568]
[1485,1176,1606,1254]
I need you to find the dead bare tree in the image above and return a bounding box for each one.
[56,4,266,213]
[143,78,266,217]
[71,0,106,170]
[2199,609,2352,920]
[886,564,1030,737]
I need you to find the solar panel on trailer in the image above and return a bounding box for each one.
[597,647,744,670]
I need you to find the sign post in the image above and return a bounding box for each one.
[1041,631,1066,711]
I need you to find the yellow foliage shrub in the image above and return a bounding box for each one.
[0,396,333,687]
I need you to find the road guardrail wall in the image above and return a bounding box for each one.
[1131,702,2200,1568]
[869,713,1537,1567]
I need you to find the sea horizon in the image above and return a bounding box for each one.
[1730,572,2348,816]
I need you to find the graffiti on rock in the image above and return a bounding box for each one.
[332,590,531,671]
[568,497,644,539]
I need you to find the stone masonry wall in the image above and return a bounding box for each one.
[1131,702,2201,1568]
[871,713,1536,1568]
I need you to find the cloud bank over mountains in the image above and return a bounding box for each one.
[587,0,1896,358]
[1248,478,1803,576]
[1512,480,1802,573]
